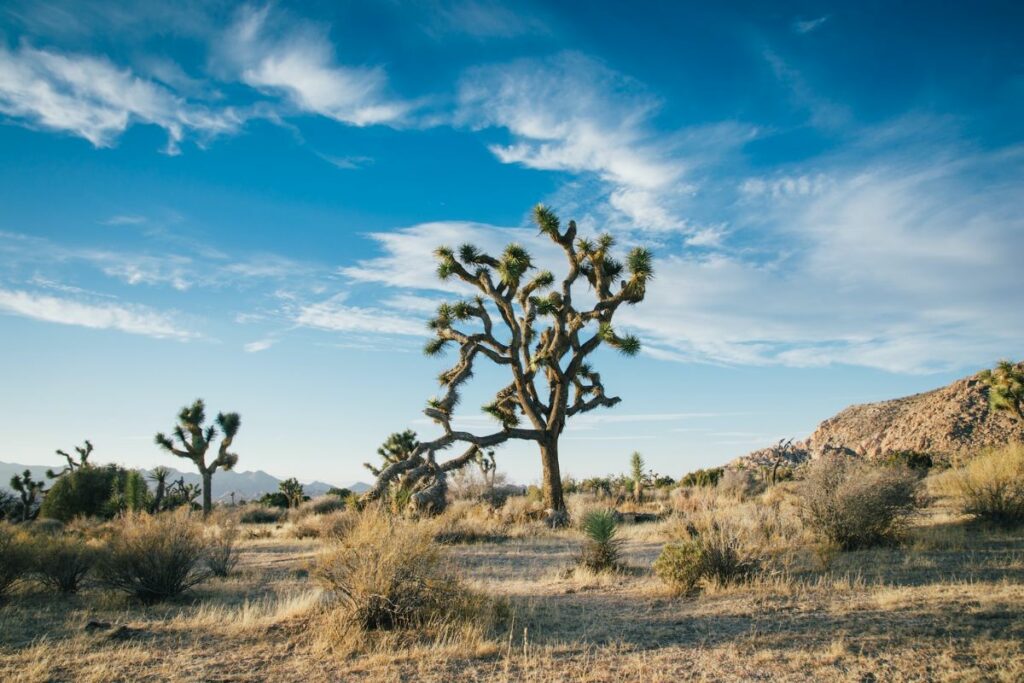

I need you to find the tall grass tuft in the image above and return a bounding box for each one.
[30,532,97,593]
[0,523,32,600]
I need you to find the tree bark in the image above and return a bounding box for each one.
[540,438,565,512]
[201,470,213,516]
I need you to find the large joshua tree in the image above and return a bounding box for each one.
[154,399,241,515]
[364,205,652,515]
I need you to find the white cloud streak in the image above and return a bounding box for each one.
[0,288,194,339]
[0,43,242,153]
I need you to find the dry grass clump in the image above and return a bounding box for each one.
[203,523,239,577]
[717,468,763,500]
[798,455,920,550]
[0,522,32,600]
[313,510,492,632]
[29,532,98,593]
[497,495,546,526]
[433,501,509,544]
[937,444,1024,526]
[96,512,211,604]
[293,496,347,520]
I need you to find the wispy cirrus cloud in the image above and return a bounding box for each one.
[295,294,426,336]
[0,43,243,153]
[0,288,195,340]
[218,4,410,127]
[793,16,828,34]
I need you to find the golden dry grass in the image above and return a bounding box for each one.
[2,491,1023,682]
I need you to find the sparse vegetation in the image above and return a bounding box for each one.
[204,523,239,577]
[939,444,1024,526]
[979,359,1024,422]
[798,455,920,549]
[0,523,32,600]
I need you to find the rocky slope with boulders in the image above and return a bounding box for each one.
[734,365,1024,468]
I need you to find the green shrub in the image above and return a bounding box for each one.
[653,541,704,594]
[0,523,32,600]
[96,512,211,604]
[938,445,1024,526]
[578,509,623,571]
[884,451,934,471]
[679,467,723,488]
[30,533,97,593]
[798,455,919,550]
[39,465,123,521]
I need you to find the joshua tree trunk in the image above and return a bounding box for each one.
[201,470,213,516]
[540,439,564,512]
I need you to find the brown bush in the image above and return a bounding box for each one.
[0,523,32,600]
[29,532,97,594]
[798,455,919,550]
[312,510,473,630]
[937,445,1024,526]
[96,512,211,604]
[204,523,240,577]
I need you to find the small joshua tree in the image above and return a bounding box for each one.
[48,440,94,479]
[149,466,171,512]
[630,451,646,503]
[767,438,795,486]
[364,430,486,514]
[10,470,44,522]
[154,399,241,516]
[979,360,1024,422]
[363,205,652,516]
[279,478,305,509]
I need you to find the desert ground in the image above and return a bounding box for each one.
[2,475,1023,683]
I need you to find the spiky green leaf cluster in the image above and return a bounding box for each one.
[533,204,560,237]
[979,360,1024,420]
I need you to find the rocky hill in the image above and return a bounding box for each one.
[735,365,1024,467]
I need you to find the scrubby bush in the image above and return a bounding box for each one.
[578,509,622,571]
[654,510,760,594]
[0,523,32,600]
[798,455,919,550]
[240,506,284,524]
[938,445,1024,526]
[96,512,211,604]
[653,541,704,594]
[679,467,724,488]
[29,533,97,593]
[313,511,469,630]
[717,468,763,500]
[296,496,346,518]
[884,450,934,471]
[204,524,239,577]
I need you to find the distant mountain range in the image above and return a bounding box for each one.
[0,461,370,502]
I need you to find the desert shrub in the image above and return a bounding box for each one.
[497,495,545,526]
[938,445,1024,526]
[290,515,325,539]
[39,464,124,521]
[29,533,97,593]
[653,542,704,594]
[718,468,763,500]
[204,524,239,577]
[96,512,211,604]
[257,492,291,509]
[303,496,346,517]
[240,506,284,524]
[884,450,934,471]
[0,523,32,600]
[578,509,622,571]
[654,512,759,593]
[798,455,919,550]
[433,502,508,544]
[31,518,66,535]
[679,467,724,488]
[313,511,470,630]
[317,510,357,540]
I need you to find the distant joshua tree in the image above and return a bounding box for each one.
[48,439,94,479]
[979,360,1024,422]
[154,399,241,515]
[149,466,171,512]
[10,469,44,521]
[363,205,652,518]
[279,478,305,509]
[630,452,646,503]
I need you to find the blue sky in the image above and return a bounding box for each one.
[0,1,1021,486]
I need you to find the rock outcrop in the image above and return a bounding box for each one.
[734,366,1024,467]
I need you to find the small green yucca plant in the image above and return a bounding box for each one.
[579,509,622,571]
